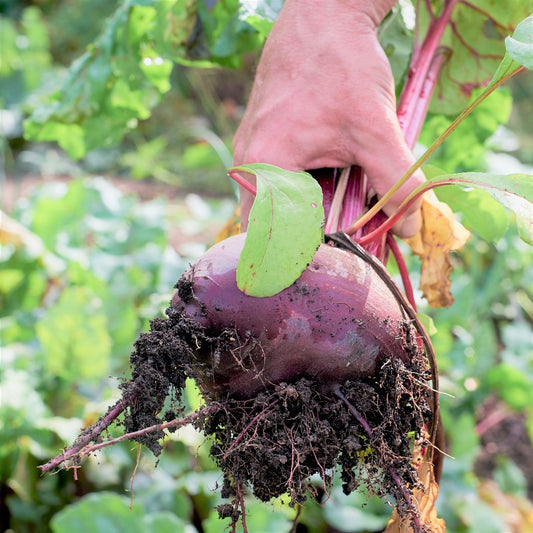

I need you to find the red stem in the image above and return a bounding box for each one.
[387,233,417,312]
[228,171,257,196]
[352,203,409,244]
[339,167,367,235]
[404,52,446,150]
[397,0,458,143]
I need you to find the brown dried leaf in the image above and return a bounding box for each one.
[405,193,470,308]
[385,448,446,533]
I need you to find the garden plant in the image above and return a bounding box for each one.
[1,1,533,532]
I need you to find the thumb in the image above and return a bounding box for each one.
[356,120,425,238]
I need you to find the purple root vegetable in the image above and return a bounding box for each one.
[171,232,421,399]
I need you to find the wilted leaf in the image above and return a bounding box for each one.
[405,193,470,307]
[233,164,324,297]
[385,447,446,533]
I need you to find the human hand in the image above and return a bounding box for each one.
[233,0,425,237]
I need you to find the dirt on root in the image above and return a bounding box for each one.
[119,303,434,529]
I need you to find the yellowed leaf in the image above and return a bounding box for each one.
[405,192,470,308]
[384,446,446,533]
[215,205,241,243]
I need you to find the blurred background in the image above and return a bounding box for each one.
[1,1,532,532]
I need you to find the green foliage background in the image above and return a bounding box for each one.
[1,1,532,532]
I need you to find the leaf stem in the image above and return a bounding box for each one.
[324,167,350,233]
[404,53,446,150]
[345,65,525,238]
[228,170,257,196]
[397,0,458,146]
[387,233,417,311]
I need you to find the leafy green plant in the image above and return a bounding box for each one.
[3,2,533,533]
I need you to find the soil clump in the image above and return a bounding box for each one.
[119,304,434,528]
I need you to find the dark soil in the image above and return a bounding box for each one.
[119,301,435,531]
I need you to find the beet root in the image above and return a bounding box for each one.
[171,232,420,399]
[119,232,436,531]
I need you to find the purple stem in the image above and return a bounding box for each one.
[339,167,367,236]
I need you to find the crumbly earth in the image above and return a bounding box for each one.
[119,304,434,529]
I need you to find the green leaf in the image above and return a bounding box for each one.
[379,6,414,92]
[486,363,533,410]
[51,493,144,533]
[488,14,533,89]
[419,88,513,173]
[417,312,438,336]
[423,172,533,244]
[420,1,531,115]
[36,286,112,381]
[239,0,283,37]
[322,487,391,532]
[505,14,533,70]
[23,1,196,159]
[143,511,193,533]
[434,186,509,243]
[232,164,324,297]
[204,501,292,533]
[51,492,193,533]
[493,456,528,497]
[196,0,264,68]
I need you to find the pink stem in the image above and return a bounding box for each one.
[324,167,350,234]
[387,233,417,311]
[397,0,458,141]
[339,167,366,235]
[404,52,446,150]
[228,171,257,196]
